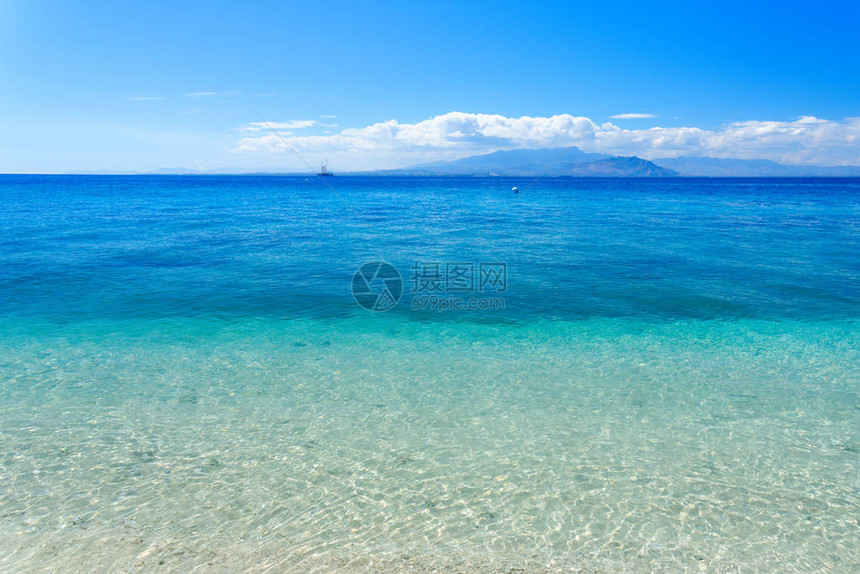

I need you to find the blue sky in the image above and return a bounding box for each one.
[1,0,858,172]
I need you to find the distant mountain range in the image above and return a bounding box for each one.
[67,147,860,177]
[371,148,677,177]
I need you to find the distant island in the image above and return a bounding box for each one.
[368,148,676,177]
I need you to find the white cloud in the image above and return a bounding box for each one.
[237,120,317,134]
[232,112,860,169]
[321,115,337,119]
[610,113,656,119]
[595,116,860,164]
[183,90,240,98]
[128,96,164,101]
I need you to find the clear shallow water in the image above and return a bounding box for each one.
[0,175,858,572]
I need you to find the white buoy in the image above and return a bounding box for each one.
[512,186,519,193]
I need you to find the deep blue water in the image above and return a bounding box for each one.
[1,175,858,323]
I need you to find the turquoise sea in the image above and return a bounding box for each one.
[0,175,858,572]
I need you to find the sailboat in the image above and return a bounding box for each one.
[317,159,333,176]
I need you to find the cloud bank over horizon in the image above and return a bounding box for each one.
[233,112,860,170]
[610,113,656,119]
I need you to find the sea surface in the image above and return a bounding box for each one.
[0,175,858,572]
